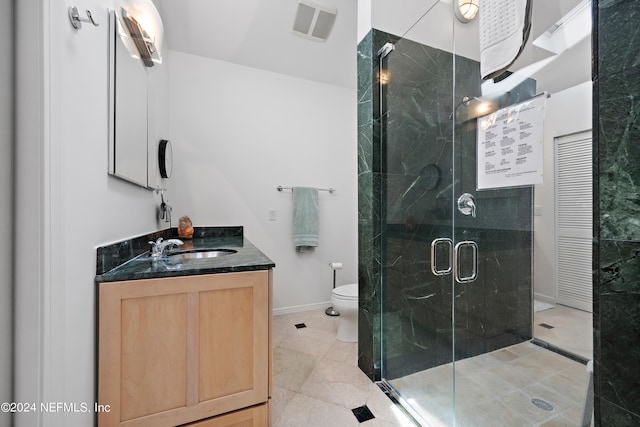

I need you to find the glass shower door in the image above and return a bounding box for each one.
[377,15,458,425]
[376,4,535,425]
[449,73,535,427]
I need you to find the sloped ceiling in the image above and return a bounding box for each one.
[154,0,358,89]
[154,0,591,94]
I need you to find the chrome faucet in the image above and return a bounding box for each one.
[148,237,184,258]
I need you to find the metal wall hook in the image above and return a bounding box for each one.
[68,6,99,29]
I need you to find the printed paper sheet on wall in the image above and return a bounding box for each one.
[477,94,547,190]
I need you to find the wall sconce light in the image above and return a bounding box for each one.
[117,0,164,67]
[453,0,479,23]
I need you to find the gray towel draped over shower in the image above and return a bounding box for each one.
[292,187,319,252]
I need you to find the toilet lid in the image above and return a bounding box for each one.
[333,283,358,298]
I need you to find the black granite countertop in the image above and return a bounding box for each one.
[95,226,275,283]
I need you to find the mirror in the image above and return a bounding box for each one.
[108,5,164,189]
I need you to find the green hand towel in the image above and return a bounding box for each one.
[292,187,319,252]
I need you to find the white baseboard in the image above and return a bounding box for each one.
[273,301,331,316]
[534,293,556,305]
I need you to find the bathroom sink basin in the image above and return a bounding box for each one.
[168,249,237,259]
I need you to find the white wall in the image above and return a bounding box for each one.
[166,50,358,312]
[358,0,480,63]
[357,0,372,42]
[533,81,592,302]
[14,1,168,426]
[359,0,434,43]
[14,0,45,424]
[0,0,12,425]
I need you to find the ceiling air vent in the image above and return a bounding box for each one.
[292,0,337,42]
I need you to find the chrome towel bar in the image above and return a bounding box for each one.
[277,186,336,194]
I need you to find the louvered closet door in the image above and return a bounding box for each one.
[555,131,592,312]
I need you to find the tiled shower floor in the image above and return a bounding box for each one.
[272,309,592,426]
[388,342,592,426]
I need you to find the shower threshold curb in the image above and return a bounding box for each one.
[531,338,590,365]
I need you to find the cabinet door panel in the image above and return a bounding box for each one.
[197,274,269,409]
[199,287,254,400]
[121,293,188,420]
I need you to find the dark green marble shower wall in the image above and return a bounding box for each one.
[357,29,399,380]
[380,34,457,378]
[358,28,534,380]
[357,28,378,380]
[594,0,640,424]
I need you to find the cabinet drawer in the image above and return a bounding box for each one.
[180,402,269,427]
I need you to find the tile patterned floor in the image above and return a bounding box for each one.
[534,304,593,361]
[271,310,416,426]
[272,309,592,427]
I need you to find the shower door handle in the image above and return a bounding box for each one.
[454,241,478,283]
[430,238,453,276]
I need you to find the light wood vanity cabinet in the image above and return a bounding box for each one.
[181,404,269,427]
[98,270,272,427]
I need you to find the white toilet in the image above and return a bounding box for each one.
[331,283,358,342]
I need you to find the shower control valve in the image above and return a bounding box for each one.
[457,193,476,218]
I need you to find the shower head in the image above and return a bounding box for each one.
[449,92,511,123]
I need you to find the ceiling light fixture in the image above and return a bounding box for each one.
[453,0,480,23]
[117,0,164,67]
